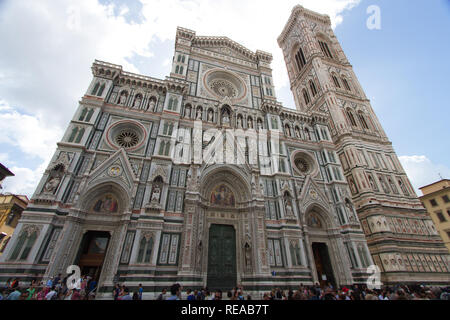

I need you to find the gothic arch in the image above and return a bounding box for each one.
[304,203,336,230]
[200,165,251,205]
[78,182,131,214]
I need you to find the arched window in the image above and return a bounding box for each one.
[159,141,166,155]
[309,80,318,97]
[97,84,105,96]
[137,236,154,263]
[346,109,357,127]
[79,108,88,121]
[75,127,85,144]
[318,40,333,59]
[358,245,369,268]
[302,89,310,105]
[85,109,94,122]
[342,78,351,91]
[175,66,180,74]
[179,66,184,74]
[68,127,79,143]
[91,82,100,96]
[168,97,174,110]
[294,47,307,72]
[304,127,311,140]
[398,179,409,195]
[332,74,341,88]
[164,141,171,156]
[358,112,369,130]
[9,229,38,261]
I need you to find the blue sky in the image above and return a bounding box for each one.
[0,0,449,196]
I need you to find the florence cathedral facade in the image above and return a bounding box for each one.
[0,6,448,298]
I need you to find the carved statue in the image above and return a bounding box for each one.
[196,108,202,120]
[244,243,252,271]
[44,176,61,193]
[134,96,142,108]
[257,119,263,130]
[149,100,156,112]
[295,127,301,138]
[208,109,214,122]
[151,185,161,203]
[222,109,230,125]
[284,194,295,218]
[247,117,253,129]
[119,92,127,105]
[237,116,242,128]
[184,105,191,118]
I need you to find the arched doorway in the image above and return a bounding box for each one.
[74,231,111,284]
[196,165,254,289]
[306,206,338,287]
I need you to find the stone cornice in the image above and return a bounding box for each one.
[278,5,331,46]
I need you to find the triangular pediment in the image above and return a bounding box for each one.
[192,37,257,63]
[86,149,138,190]
[298,175,330,213]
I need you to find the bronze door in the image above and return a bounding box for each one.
[207,224,237,291]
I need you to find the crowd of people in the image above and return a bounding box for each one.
[1,276,449,300]
[153,282,450,301]
[0,275,98,300]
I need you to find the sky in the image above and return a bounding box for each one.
[0,0,449,197]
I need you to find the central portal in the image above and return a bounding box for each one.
[312,242,336,287]
[207,224,237,291]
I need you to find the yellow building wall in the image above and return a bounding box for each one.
[420,183,450,253]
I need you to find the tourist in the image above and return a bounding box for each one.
[167,283,181,300]
[7,288,22,300]
[138,283,144,300]
[45,286,58,300]
[186,289,195,300]
[113,283,120,300]
[121,287,132,300]
[156,288,167,300]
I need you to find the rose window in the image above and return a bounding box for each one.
[116,130,139,148]
[209,79,238,98]
[295,158,309,173]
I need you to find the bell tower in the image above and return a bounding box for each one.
[278,5,450,284]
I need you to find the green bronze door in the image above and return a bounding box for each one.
[207,224,237,291]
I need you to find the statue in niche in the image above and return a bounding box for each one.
[247,117,254,129]
[43,164,65,194]
[149,99,157,112]
[184,105,191,118]
[208,109,214,122]
[150,176,163,206]
[285,125,291,137]
[295,127,301,138]
[222,109,230,125]
[237,116,243,128]
[133,95,142,108]
[257,119,263,130]
[119,92,127,105]
[345,198,357,222]
[244,242,252,271]
[284,192,295,218]
[196,241,203,267]
[196,108,202,120]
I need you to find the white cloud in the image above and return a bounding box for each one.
[0,0,360,196]
[0,0,360,128]
[1,163,47,197]
[0,100,63,162]
[399,155,450,195]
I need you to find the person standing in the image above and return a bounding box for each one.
[156,288,167,300]
[138,283,144,300]
[167,284,181,300]
[7,288,22,300]
[45,286,58,300]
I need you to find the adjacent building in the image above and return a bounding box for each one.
[0,194,29,256]
[419,179,450,252]
[0,5,448,298]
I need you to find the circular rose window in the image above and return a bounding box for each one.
[203,69,247,101]
[295,158,309,173]
[116,130,139,148]
[291,151,317,176]
[209,79,238,98]
[105,120,147,151]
